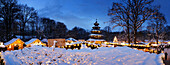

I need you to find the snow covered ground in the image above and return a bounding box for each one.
[1,46,164,65]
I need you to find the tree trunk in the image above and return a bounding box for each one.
[127,21,130,44]
[156,22,159,44]
[22,23,26,40]
[134,28,137,44]
[6,20,9,41]
[156,31,158,44]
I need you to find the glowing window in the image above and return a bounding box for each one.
[9,45,11,48]
[0,43,3,45]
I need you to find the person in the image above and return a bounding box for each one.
[165,52,168,60]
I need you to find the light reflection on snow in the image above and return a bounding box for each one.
[1,46,164,65]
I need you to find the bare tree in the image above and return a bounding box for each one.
[18,5,37,39]
[147,24,155,41]
[108,1,131,44]
[104,26,111,33]
[0,0,20,41]
[103,26,112,41]
[149,11,166,44]
[128,0,159,44]
[108,0,158,44]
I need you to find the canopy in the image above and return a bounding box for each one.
[66,38,77,41]
[4,38,20,45]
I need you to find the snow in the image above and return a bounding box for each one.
[89,34,103,36]
[92,26,100,28]
[91,29,100,31]
[1,46,164,65]
[25,38,38,45]
[70,42,82,45]
[151,44,159,46]
[0,45,5,48]
[0,42,5,48]
[87,39,105,41]
[41,38,48,43]
[4,38,19,45]
[66,38,77,41]
[65,43,70,45]
[65,42,83,46]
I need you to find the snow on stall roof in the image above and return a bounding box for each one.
[65,42,83,45]
[87,39,105,41]
[41,38,48,42]
[25,38,38,45]
[69,41,82,45]
[66,38,77,41]
[4,38,19,45]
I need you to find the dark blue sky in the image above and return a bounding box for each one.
[18,0,170,31]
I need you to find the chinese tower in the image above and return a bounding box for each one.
[88,19,104,41]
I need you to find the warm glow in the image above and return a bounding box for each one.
[9,45,11,48]
[0,42,3,45]
[113,36,118,42]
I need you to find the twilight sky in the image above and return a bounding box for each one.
[18,0,170,31]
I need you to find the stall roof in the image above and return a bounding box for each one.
[66,38,77,41]
[41,38,48,42]
[4,38,20,45]
[87,39,105,41]
[25,38,38,45]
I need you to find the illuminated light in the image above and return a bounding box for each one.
[113,36,118,42]
[94,45,96,47]
[9,45,11,48]
[92,45,94,47]
[0,42,3,45]
[71,41,73,43]
[88,44,90,46]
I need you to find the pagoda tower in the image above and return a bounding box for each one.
[88,19,104,41]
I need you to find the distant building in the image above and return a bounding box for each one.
[48,39,65,47]
[25,38,46,47]
[87,19,105,44]
[4,38,24,50]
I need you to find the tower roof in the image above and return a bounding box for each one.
[94,19,99,26]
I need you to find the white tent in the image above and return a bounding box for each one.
[66,38,77,41]
[0,42,5,48]
[87,39,105,41]
[41,38,48,43]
